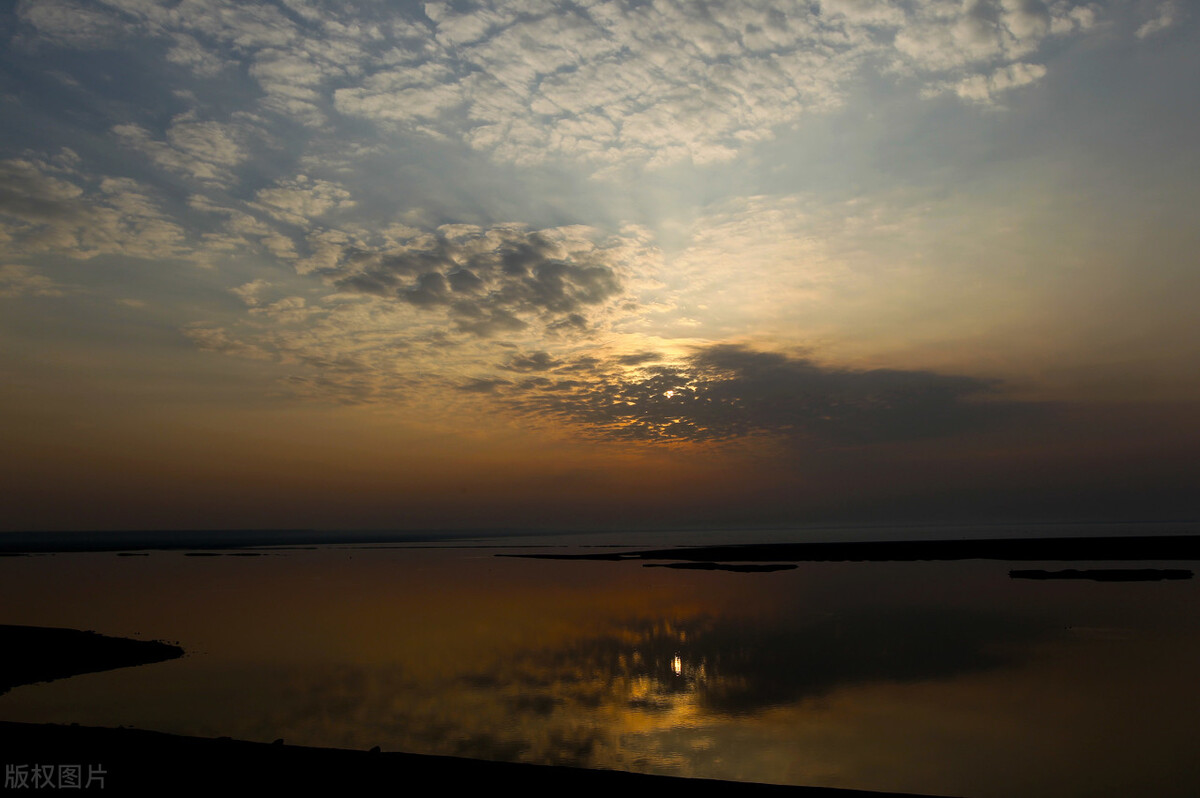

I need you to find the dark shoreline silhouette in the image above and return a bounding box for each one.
[501,535,1200,564]
[643,562,799,572]
[0,625,183,696]
[0,722,954,796]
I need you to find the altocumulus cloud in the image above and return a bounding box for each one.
[325,224,627,337]
[177,223,651,403]
[16,0,1107,175]
[335,0,1100,170]
[0,153,191,261]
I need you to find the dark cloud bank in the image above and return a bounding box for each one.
[503,344,1039,446]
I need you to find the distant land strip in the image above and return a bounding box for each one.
[5,531,1200,562]
[0,529,528,553]
[501,535,1200,563]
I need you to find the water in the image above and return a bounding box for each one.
[2,527,1199,797]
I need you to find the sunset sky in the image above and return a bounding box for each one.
[2,0,1197,532]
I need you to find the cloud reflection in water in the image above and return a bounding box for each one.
[259,606,1050,775]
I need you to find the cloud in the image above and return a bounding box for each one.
[28,0,392,127]
[230,279,271,306]
[189,198,303,262]
[101,0,300,51]
[164,33,229,76]
[173,221,655,404]
[0,157,84,221]
[458,377,511,394]
[330,0,1101,172]
[182,323,273,360]
[19,0,1108,175]
[1136,1,1179,39]
[614,351,659,366]
[0,155,191,261]
[326,224,627,337]
[169,186,1040,418]
[112,113,262,186]
[252,176,355,227]
[0,264,71,298]
[937,61,1049,103]
[16,0,129,48]
[507,344,1033,446]
[503,351,561,372]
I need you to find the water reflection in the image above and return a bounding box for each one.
[218,605,1055,774]
[1,547,1199,796]
[463,608,1050,726]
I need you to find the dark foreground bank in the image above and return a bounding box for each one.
[0,722,952,796]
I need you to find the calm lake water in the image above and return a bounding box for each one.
[2,526,1199,797]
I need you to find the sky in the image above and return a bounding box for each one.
[1,0,1197,532]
